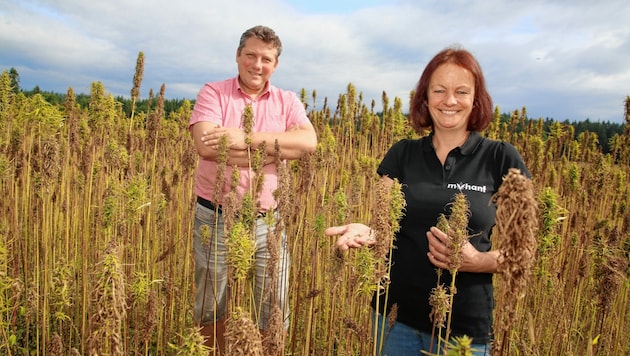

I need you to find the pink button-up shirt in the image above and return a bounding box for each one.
[189,76,309,211]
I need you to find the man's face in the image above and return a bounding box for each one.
[236,37,278,97]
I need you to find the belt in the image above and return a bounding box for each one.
[197,196,270,218]
[197,196,223,213]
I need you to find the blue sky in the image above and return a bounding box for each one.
[1,0,629,123]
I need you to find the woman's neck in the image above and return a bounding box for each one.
[432,130,470,164]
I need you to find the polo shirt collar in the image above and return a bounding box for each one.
[234,76,271,99]
[460,131,483,155]
[423,130,483,155]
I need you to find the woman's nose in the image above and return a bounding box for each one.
[445,93,457,105]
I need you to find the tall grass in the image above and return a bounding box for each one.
[0,68,629,355]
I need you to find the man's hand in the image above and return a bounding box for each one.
[201,126,248,151]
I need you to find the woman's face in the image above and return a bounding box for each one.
[427,63,475,131]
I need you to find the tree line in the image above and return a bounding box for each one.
[4,66,626,154]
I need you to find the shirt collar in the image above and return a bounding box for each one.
[234,76,271,99]
[460,131,483,155]
[423,131,483,155]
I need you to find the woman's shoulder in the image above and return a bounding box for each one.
[386,137,426,155]
[393,136,427,147]
[477,135,519,153]
[477,136,530,177]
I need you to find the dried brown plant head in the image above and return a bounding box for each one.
[224,308,264,355]
[131,51,144,101]
[46,332,64,356]
[142,289,158,343]
[262,306,285,356]
[493,169,539,296]
[491,168,539,355]
[387,303,399,331]
[594,226,629,315]
[429,284,450,329]
[371,178,406,278]
[87,239,127,355]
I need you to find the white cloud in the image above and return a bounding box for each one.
[1,0,628,122]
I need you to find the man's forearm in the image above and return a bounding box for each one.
[224,151,275,167]
[194,121,317,162]
[248,128,317,160]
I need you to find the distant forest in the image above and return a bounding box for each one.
[4,67,627,154]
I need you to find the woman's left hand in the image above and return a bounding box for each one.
[426,226,482,272]
[325,223,375,251]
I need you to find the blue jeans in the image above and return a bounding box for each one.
[373,312,490,356]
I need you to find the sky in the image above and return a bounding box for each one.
[1,0,629,123]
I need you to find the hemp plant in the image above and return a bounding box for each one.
[129,51,144,133]
[429,192,470,354]
[491,168,539,356]
[371,178,406,356]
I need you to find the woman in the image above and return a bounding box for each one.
[325,47,530,355]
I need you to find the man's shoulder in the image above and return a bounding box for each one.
[195,77,240,101]
[267,83,300,102]
[206,76,238,89]
[262,79,292,93]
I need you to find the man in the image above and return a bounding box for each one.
[189,25,317,354]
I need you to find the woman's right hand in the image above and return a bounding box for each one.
[324,223,375,251]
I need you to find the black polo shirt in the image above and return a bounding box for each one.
[371,131,530,344]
